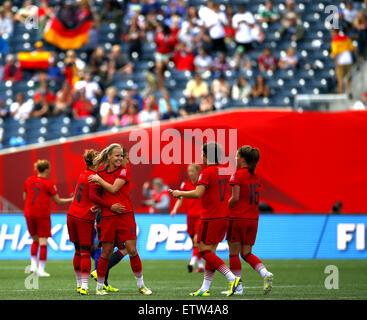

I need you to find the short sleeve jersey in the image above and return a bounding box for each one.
[197,165,231,220]
[67,169,96,222]
[229,168,262,220]
[23,176,58,218]
[180,179,203,217]
[98,166,134,217]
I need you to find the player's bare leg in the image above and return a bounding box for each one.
[125,239,152,295]
[241,245,273,294]
[37,237,50,277]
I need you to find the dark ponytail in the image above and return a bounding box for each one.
[238,145,260,174]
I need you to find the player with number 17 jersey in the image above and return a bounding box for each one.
[196,165,231,244]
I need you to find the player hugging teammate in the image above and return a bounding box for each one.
[169,142,273,296]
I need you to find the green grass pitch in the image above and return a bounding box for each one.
[0,259,366,300]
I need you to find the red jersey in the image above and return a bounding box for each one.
[67,169,96,222]
[197,165,231,220]
[229,168,262,220]
[98,166,133,217]
[180,179,203,217]
[23,176,58,218]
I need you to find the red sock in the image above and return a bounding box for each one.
[229,254,242,277]
[199,250,232,277]
[130,254,143,278]
[80,252,91,275]
[193,246,199,258]
[73,250,81,273]
[244,253,263,271]
[30,241,39,257]
[39,245,47,261]
[97,256,109,283]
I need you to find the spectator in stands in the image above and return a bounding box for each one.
[194,47,213,74]
[54,82,73,116]
[83,20,100,62]
[100,0,124,37]
[178,16,200,48]
[199,1,227,54]
[125,0,142,22]
[64,50,85,88]
[342,1,358,30]
[179,96,199,116]
[164,0,187,17]
[142,178,171,214]
[130,84,144,111]
[154,24,178,89]
[107,45,133,82]
[141,0,162,16]
[99,86,121,121]
[353,10,367,58]
[279,0,301,20]
[257,0,280,23]
[278,46,299,70]
[89,46,109,81]
[0,32,8,62]
[278,11,304,42]
[3,54,23,83]
[34,83,55,112]
[232,76,252,100]
[120,104,139,127]
[185,73,209,99]
[252,75,270,98]
[0,98,7,119]
[2,1,13,20]
[352,91,367,110]
[224,5,235,43]
[139,94,159,123]
[125,14,145,59]
[172,42,195,72]
[142,10,160,43]
[47,53,64,83]
[199,94,215,113]
[330,28,356,96]
[231,46,252,71]
[74,71,102,102]
[14,0,38,24]
[0,5,13,38]
[32,96,52,118]
[258,48,277,72]
[101,106,119,127]
[159,89,178,120]
[10,93,34,121]
[72,89,95,120]
[250,19,266,43]
[212,52,230,77]
[232,5,256,53]
[211,73,230,109]
[195,24,212,54]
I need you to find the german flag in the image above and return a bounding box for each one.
[18,51,52,70]
[43,9,92,50]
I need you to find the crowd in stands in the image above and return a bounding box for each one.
[0,0,367,149]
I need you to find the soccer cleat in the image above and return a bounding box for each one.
[38,271,50,277]
[195,267,204,273]
[189,289,211,297]
[221,289,243,295]
[79,287,89,295]
[264,272,273,295]
[30,265,37,273]
[96,289,109,296]
[104,284,119,292]
[227,277,241,296]
[187,264,193,273]
[90,270,97,281]
[138,284,152,296]
[77,286,81,293]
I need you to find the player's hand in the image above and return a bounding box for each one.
[169,189,181,198]
[143,181,150,189]
[111,203,125,213]
[88,175,101,183]
[170,209,177,217]
[91,205,100,213]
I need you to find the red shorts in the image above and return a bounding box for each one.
[25,216,51,238]
[100,213,137,243]
[67,215,95,247]
[187,215,200,237]
[197,218,228,245]
[226,218,258,245]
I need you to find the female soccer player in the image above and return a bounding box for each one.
[169,142,241,297]
[171,164,204,273]
[23,160,73,277]
[88,143,152,296]
[225,145,273,295]
[67,149,124,295]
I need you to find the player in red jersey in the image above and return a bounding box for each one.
[169,142,241,297]
[23,160,73,277]
[88,143,152,296]
[67,149,124,295]
[225,145,273,295]
[171,164,204,273]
